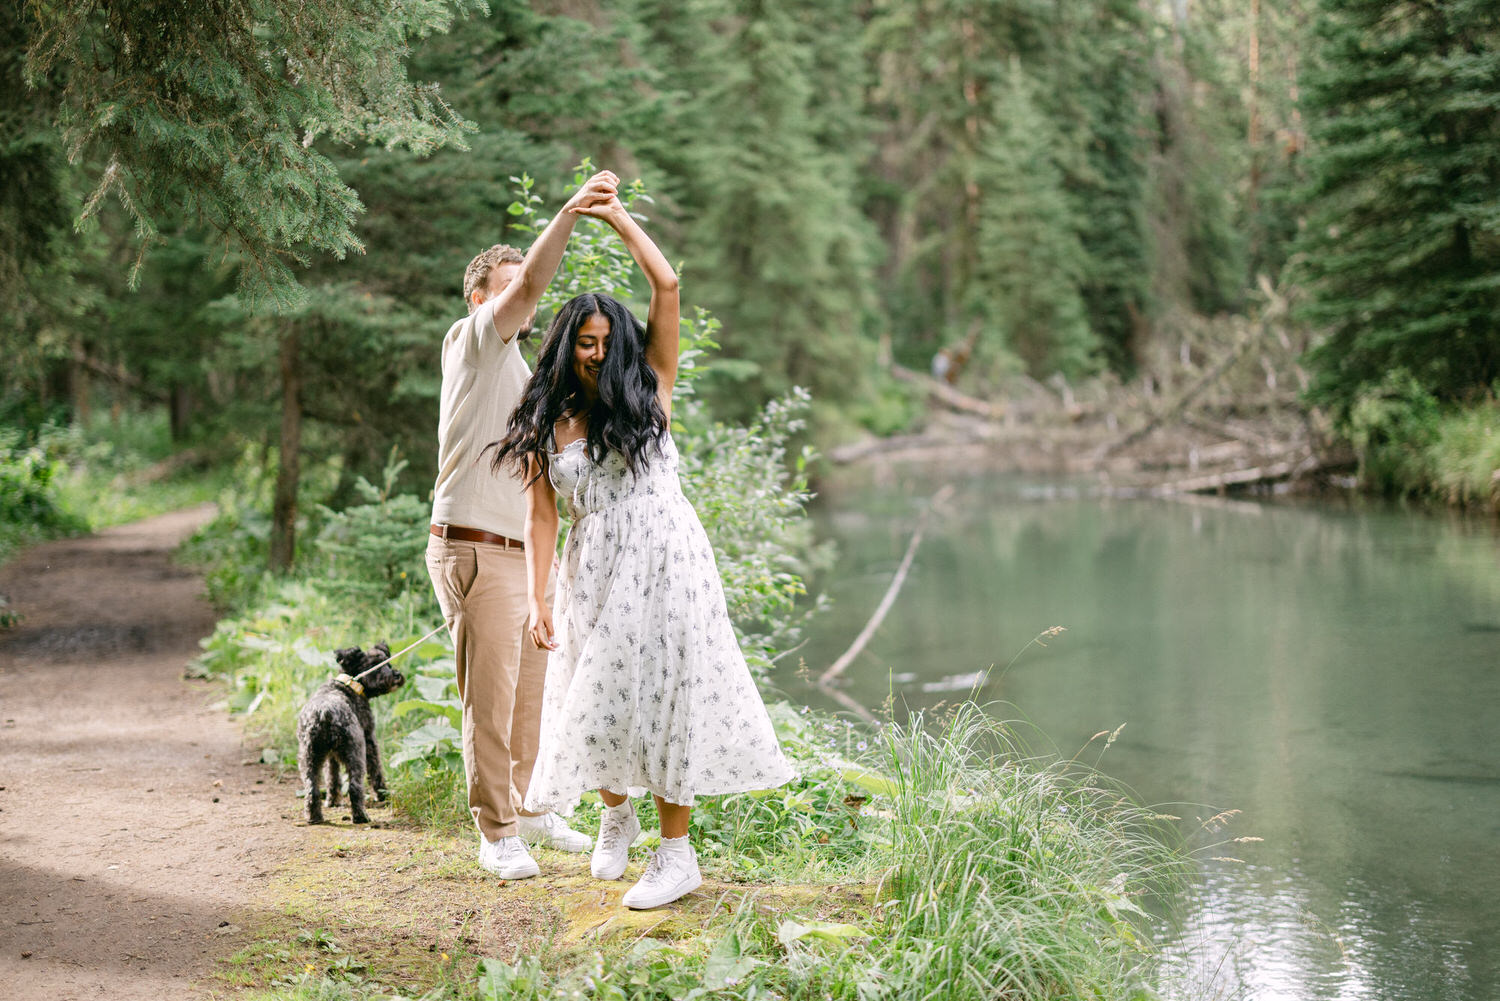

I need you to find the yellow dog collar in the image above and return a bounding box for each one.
[334,673,365,697]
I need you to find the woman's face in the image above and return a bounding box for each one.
[573,312,610,398]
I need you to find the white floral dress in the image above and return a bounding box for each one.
[522,432,796,813]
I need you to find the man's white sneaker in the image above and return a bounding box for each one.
[590,804,641,880]
[478,835,540,879]
[517,812,593,853]
[621,843,701,909]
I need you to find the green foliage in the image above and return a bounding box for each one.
[1343,370,1443,494]
[676,390,831,678]
[0,427,87,561]
[1429,400,1500,510]
[1297,0,1500,418]
[971,62,1099,380]
[10,0,1293,466]
[24,0,488,307]
[666,0,877,411]
[1342,375,1500,507]
[313,449,436,606]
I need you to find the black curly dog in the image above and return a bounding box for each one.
[296,643,405,824]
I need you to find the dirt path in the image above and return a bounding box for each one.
[0,507,302,1000]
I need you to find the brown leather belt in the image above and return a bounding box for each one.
[429,524,525,549]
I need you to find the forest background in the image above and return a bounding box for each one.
[3,0,1499,554]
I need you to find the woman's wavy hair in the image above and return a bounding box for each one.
[489,293,666,485]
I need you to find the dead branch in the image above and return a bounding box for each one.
[890,363,1006,420]
[820,484,955,685]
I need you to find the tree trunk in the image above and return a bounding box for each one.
[69,338,91,426]
[269,329,302,574]
[168,384,196,442]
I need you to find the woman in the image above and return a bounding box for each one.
[489,193,795,909]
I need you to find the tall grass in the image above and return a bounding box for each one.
[467,703,1193,1001]
[865,703,1183,999]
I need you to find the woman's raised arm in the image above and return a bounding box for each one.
[571,197,680,407]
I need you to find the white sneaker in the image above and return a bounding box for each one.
[590,804,641,880]
[477,835,539,879]
[621,843,701,909]
[517,812,593,853]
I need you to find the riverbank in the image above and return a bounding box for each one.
[832,363,1500,514]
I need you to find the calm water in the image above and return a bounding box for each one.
[776,467,1500,1001]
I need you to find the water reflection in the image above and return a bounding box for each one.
[783,471,1500,1001]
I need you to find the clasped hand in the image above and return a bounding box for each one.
[565,169,628,224]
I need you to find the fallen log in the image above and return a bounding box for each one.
[1156,453,1318,494]
[890,363,1006,420]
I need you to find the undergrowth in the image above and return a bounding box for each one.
[1344,374,1500,510]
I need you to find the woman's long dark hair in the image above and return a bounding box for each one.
[489,293,666,485]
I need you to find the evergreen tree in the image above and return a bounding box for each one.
[1047,0,1159,372]
[972,63,1097,380]
[1297,0,1500,415]
[23,0,487,308]
[673,0,876,410]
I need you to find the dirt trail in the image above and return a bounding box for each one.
[0,507,301,1000]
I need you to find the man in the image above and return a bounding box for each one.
[426,170,618,879]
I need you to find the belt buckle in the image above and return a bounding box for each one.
[439,523,451,541]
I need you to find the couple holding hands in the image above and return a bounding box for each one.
[424,170,794,910]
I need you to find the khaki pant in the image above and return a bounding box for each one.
[425,535,550,840]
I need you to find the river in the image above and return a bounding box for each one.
[777,466,1500,1001]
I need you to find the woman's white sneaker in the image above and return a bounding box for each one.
[517,812,593,852]
[591,803,641,879]
[478,835,540,879]
[621,842,701,909]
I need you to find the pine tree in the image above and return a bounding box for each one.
[1297,0,1500,415]
[23,0,488,308]
[672,0,876,410]
[972,63,1097,380]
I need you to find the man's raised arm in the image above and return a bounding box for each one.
[487,170,619,341]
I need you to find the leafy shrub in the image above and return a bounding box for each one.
[677,389,831,678]
[1344,370,1441,495]
[1341,373,1500,509]
[313,448,436,611]
[1429,400,1500,511]
[0,428,87,560]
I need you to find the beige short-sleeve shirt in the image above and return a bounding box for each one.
[430,297,531,539]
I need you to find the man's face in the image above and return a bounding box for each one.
[477,262,536,337]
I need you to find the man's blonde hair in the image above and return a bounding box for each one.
[463,244,525,311]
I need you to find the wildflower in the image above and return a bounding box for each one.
[441,952,450,961]
[399,571,407,578]
[304,964,315,973]
[856,741,867,751]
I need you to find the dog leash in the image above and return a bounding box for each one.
[350,622,450,684]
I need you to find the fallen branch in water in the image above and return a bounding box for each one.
[819,483,954,686]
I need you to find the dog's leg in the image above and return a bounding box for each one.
[345,731,370,824]
[326,756,342,807]
[367,733,388,802]
[302,749,324,824]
